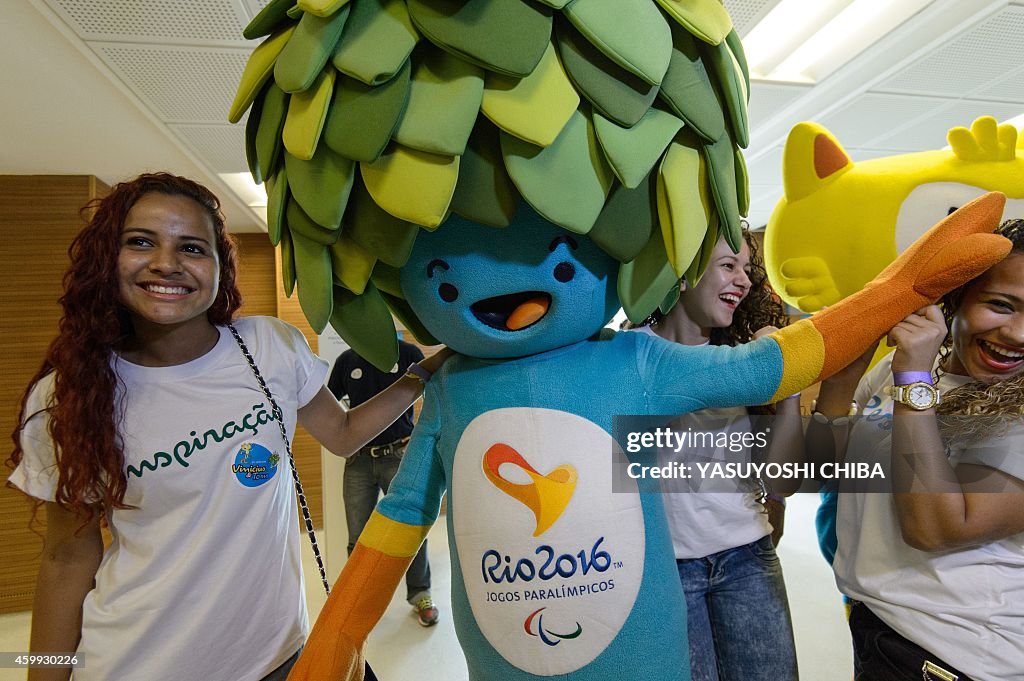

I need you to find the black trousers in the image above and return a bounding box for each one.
[849,601,973,681]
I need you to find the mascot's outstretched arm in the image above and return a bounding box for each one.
[288,385,447,681]
[647,192,1009,412]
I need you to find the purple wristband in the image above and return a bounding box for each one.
[892,370,933,385]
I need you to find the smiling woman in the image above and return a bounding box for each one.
[812,218,1024,681]
[6,173,448,681]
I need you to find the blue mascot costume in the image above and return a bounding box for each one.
[228,1,1011,679]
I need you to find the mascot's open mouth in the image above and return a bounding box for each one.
[471,291,551,331]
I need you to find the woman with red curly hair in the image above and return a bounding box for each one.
[8,173,446,681]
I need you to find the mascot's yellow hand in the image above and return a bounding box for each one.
[778,256,842,311]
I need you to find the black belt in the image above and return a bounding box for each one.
[361,437,409,458]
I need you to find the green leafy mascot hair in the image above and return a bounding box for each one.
[230,0,750,369]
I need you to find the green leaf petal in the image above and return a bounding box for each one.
[702,133,741,252]
[332,0,419,86]
[407,0,552,77]
[346,177,420,267]
[229,24,296,123]
[284,144,355,229]
[617,218,678,323]
[282,66,336,159]
[392,45,485,156]
[593,108,682,189]
[657,135,711,276]
[555,16,658,128]
[323,61,411,163]
[265,164,289,246]
[330,282,399,372]
[480,41,579,148]
[243,0,295,40]
[291,229,334,333]
[450,117,520,227]
[654,0,733,45]
[501,108,614,235]
[588,172,656,263]
[361,144,459,229]
[274,5,351,93]
[255,83,290,181]
[658,23,725,142]
[563,0,672,86]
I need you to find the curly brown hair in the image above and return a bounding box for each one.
[9,173,242,519]
[935,219,1024,440]
[636,228,790,346]
[710,230,790,347]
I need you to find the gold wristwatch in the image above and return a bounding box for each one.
[886,382,940,410]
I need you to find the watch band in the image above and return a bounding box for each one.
[404,362,432,383]
[892,370,933,386]
[887,382,940,410]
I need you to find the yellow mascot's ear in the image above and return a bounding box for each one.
[782,122,853,202]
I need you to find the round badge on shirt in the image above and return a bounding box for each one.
[351,368,363,380]
[232,442,279,488]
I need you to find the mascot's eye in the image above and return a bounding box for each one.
[947,206,959,215]
[554,262,575,283]
[439,283,459,302]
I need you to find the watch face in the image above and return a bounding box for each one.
[908,384,935,409]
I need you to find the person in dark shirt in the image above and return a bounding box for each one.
[328,339,439,626]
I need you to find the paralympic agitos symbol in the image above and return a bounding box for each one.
[524,607,583,647]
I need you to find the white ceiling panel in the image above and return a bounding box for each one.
[170,123,250,174]
[723,0,782,37]
[868,99,1024,150]
[874,5,1024,98]
[747,82,812,127]
[91,43,249,123]
[815,93,949,148]
[43,0,252,45]
[972,63,1024,103]
[243,0,272,18]
[745,146,784,187]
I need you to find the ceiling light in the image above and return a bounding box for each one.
[743,0,853,79]
[219,172,268,208]
[767,0,932,82]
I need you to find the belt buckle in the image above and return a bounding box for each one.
[922,661,958,681]
[368,445,384,458]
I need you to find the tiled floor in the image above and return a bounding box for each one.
[0,494,850,680]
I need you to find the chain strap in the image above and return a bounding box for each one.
[227,324,331,596]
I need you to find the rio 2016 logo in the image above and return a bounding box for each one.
[524,607,582,647]
[481,536,612,584]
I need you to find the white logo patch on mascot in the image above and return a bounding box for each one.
[453,408,644,675]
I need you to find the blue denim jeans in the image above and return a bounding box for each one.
[677,535,798,681]
[344,445,431,604]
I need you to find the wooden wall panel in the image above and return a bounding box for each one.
[274,246,324,527]
[0,175,106,614]
[233,233,278,318]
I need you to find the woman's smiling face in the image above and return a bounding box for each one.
[679,237,752,331]
[117,192,220,334]
[946,253,1024,383]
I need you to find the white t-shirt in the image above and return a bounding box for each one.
[633,326,771,559]
[9,317,328,681]
[834,354,1024,681]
